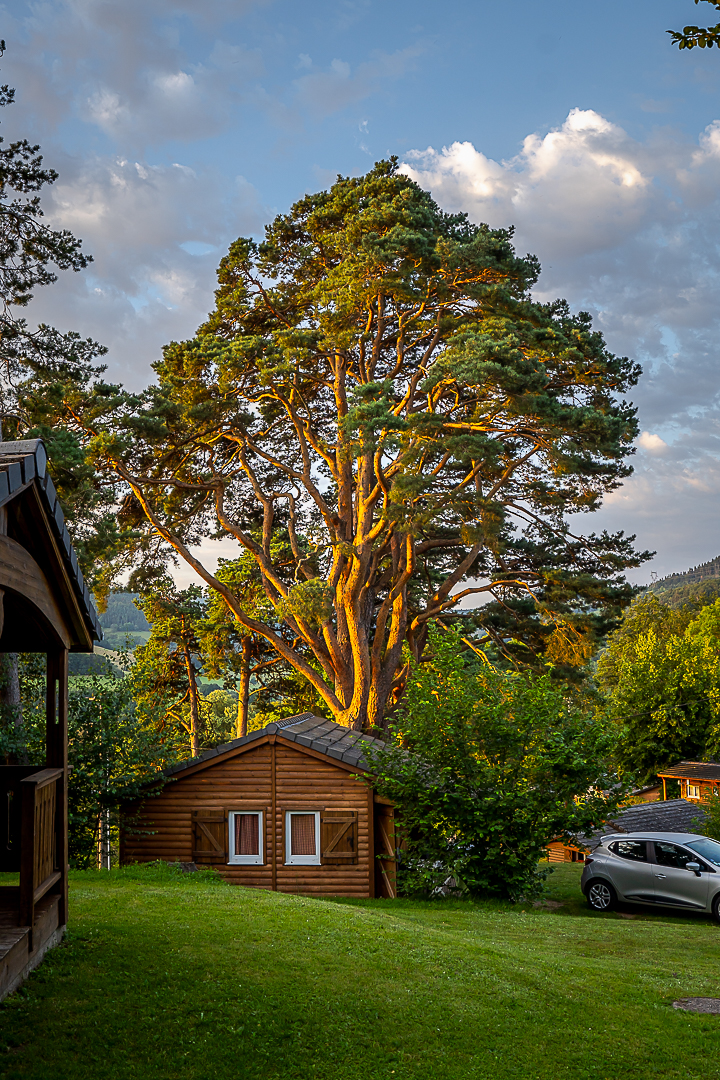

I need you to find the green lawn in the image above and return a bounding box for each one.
[1,863,719,1080]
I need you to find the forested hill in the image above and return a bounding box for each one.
[648,557,720,608]
[98,593,150,650]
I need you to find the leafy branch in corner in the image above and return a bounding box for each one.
[668,0,720,49]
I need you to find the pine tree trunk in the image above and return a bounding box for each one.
[237,638,251,739]
[184,646,202,756]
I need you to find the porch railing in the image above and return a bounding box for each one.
[19,768,63,947]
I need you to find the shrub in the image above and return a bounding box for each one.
[366,629,624,900]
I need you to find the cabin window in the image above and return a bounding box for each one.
[228,811,263,865]
[285,811,321,865]
[687,784,701,799]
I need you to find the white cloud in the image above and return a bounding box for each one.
[0,0,427,399]
[403,109,652,259]
[25,156,265,388]
[3,0,266,152]
[402,111,720,578]
[637,431,668,454]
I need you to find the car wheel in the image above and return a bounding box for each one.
[587,880,617,913]
[711,893,720,925]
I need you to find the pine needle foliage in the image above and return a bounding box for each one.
[83,161,648,729]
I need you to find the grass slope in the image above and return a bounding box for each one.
[1,864,719,1080]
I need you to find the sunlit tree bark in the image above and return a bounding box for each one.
[84,162,648,730]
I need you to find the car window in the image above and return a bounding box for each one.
[609,840,648,861]
[653,842,696,869]
[685,838,720,867]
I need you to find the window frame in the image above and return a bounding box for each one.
[687,783,701,799]
[609,839,649,862]
[227,810,264,866]
[285,810,321,866]
[652,840,698,870]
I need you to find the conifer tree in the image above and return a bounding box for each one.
[131,583,207,757]
[86,162,649,730]
[0,44,114,747]
[0,43,119,594]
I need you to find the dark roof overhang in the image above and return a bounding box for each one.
[0,439,101,650]
[657,762,720,782]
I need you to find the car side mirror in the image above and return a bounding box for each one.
[686,861,702,876]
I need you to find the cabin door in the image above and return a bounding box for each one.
[373,802,397,899]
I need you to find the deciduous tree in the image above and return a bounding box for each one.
[596,594,720,780]
[668,0,720,49]
[200,554,293,737]
[19,654,170,868]
[365,627,623,899]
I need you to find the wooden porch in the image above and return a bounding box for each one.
[0,889,63,1001]
[0,438,101,999]
[0,743,68,1000]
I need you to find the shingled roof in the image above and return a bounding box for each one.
[657,761,720,782]
[580,799,707,851]
[164,712,387,778]
[0,439,101,642]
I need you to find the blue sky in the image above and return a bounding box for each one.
[3,0,720,581]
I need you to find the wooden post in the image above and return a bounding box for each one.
[367,785,375,899]
[45,649,68,926]
[662,777,667,801]
[270,740,277,892]
[18,775,35,942]
[19,768,63,951]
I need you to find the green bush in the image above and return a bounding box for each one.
[18,656,174,867]
[596,594,720,779]
[366,629,624,900]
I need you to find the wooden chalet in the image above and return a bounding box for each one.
[0,439,101,1000]
[656,761,720,802]
[546,840,589,864]
[546,783,663,862]
[121,713,398,899]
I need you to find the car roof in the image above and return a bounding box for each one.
[599,831,712,844]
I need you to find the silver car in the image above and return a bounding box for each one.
[580,832,720,921]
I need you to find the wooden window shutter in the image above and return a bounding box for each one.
[192,808,227,864]
[320,810,358,865]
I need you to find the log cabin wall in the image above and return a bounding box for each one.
[123,742,274,890]
[122,735,375,898]
[274,743,371,897]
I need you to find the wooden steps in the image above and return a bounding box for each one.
[0,888,63,1002]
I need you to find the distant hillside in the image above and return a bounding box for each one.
[98,592,150,650]
[647,556,720,609]
[651,555,720,588]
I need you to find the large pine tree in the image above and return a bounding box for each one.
[85,161,649,730]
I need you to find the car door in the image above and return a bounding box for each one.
[651,841,710,910]
[606,840,655,902]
